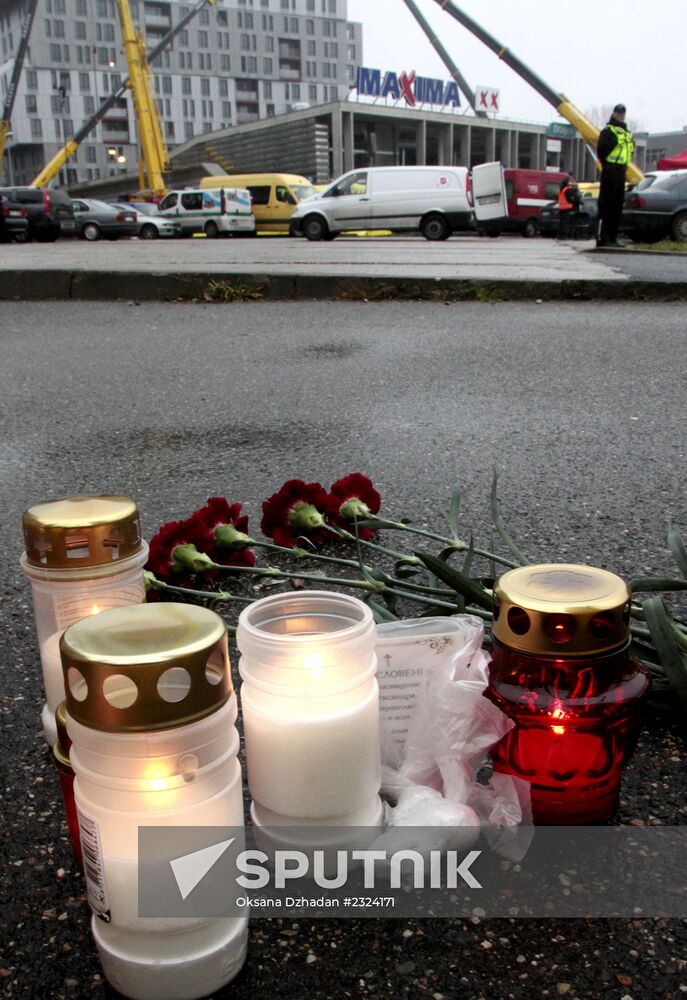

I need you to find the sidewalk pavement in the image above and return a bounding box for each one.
[2,235,686,301]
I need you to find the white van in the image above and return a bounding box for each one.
[157,187,256,237]
[290,163,507,241]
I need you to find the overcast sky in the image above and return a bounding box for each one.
[346,0,686,135]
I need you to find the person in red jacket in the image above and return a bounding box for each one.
[557,177,578,239]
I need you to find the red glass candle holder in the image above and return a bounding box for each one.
[484,564,650,825]
[52,701,83,870]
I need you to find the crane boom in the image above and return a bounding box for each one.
[0,0,40,165]
[115,0,168,195]
[31,0,215,190]
[400,0,485,117]
[432,0,643,183]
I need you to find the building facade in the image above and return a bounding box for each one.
[0,0,362,186]
[637,127,687,170]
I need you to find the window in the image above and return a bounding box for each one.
[31,119,43,138]
[307,40,315,55]
[86,145,97,163]
[54,19,65,37]
[27,70,38,89]
[276,185,296,205]
[218,78,228,96]
[222,101,231,118]
[165,120,175,138]
[262,14,273,30]
[181,191,203,212]
[50,43,62,61]
[201,78,210,95]
[221,54,230,71]
[217,9,228,25]
[161,192,179,210]
[248,185,271,205]
[184,122,194,139]
[326,171,368,197]
[84,95,95,113]
[200,7,209,24]
[306,19,314,35]
[25,94,38,113]
[197,30,208,47]
[76,0,87,13]
[263,81,272,97]
[241,56,257,73]
[162,75,172,94]
[182,77,192,94]
[75,20,86,39]
[263,57,272,73]
[265,35,274,52]
[55,0,65,12]
[308,84,317,100]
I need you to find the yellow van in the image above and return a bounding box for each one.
[199,173,318,233]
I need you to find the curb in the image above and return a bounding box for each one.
[1,269,687,302]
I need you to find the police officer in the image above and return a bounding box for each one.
[596,103,634,247]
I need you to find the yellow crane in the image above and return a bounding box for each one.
[430,0,643,184]
[32,0,215,191]
[1,0,40,168]
[115,0,168,196]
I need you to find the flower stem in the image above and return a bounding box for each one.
[209,561,381,594]
[149,580,254,603]
[250,538,363,571]
[364,516,519,569]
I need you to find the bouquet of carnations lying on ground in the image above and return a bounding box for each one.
[144,472,687,718]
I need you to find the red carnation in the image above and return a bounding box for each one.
[261,479,339,548]
[146,518,201,583]
[330,473,381,540]
[192,497,256,570]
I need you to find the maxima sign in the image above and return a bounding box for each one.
[355,66,461,108]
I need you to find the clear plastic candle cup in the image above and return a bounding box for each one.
[237,591,383,836]
[20,495,148,745]
[61,603,248,1000]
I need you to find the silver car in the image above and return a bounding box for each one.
[110,201,181,240]
[71,198,139,241]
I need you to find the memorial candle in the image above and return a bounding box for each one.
[237,591,383,829]
[20,495,148,744]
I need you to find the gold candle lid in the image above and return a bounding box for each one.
[60,603,232,732]
[493,563,631,657]
[22,495,143,570]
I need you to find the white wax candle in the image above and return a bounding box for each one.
[242,683,381,819]
[40,630,67,713]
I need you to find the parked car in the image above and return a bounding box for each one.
[0,193,29,243]
[538,194,598,238]
[70,198,139,241]
[290,166,477,241]
[0,186,75,242]
[109,201,180,239]
[157,187,256,237]
[623,170,687,242]
[199,173,318,234]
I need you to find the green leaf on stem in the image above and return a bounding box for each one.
[366,597,399,623]
[415,551,494,611]
[490,469,529,567]
[462,533,475,578]
[394,558,421,579]
[667,525,687,579]
[630,578,687,594]
[643,596,687,715]
[448,482,461,542]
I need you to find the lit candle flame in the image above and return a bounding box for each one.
[303,653,324,680]
[550,701,567,735]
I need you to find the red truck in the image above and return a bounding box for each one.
[479,168,573,237]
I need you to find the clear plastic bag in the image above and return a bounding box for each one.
[375,615,532,858]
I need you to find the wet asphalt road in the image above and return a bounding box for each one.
[1,300,686,1000]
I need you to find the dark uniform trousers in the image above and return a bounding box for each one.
[598,165,626,244]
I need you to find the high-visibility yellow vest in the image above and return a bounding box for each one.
[606,125,634,166]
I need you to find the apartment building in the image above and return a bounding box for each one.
[0,0,363,186]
